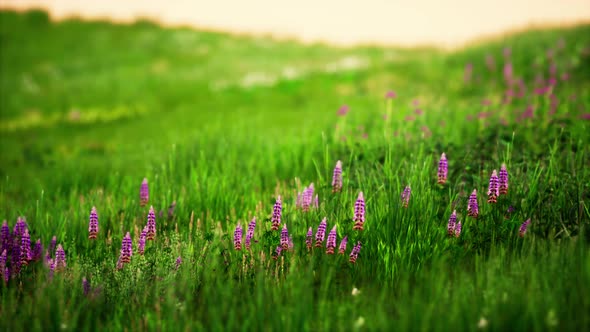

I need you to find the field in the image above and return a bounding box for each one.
[1,9,590,331]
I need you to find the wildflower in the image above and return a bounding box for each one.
[353,192,366,230]
[20,229,31,266]
[49,236,57,256]
[306,227,313,250]
[146,206,156,240]
[487,170,499,203]
[137,228,147,255]
[499,163,508,195]
[0,221,10,253]
[454,221,462,238]
[401,186,411,208]
[14,216,28,238]
[88,206,99,239]
[271,196,282,231]
[175,256,182,270]
[31,239,43,261]
[83,277,90,296]
[234,223,243,250]
[467,189,479,218]
[302,184,315,212]
[464,63,473,82]
[140,178,149,207]
[519,219,531,237]
[326,225,337,254]
[48,259,55,279]
[296,193,303,209]
[280,224,289,250]
[119,232,133,264]
[385,90,396,99]
[503,62,513,84]
[351,287,360,296]
[315,218,327,247]
[0,250,6,280]
[11,244,21,274]
[273,245,283,260]
[338,236,348,254]
[55,244,66,271]
[437,153,448,184]
[349,241,361,263]
[245,217,256,250]
[337,105,349,116]
[168,201,176,218]
[447,210,457,237]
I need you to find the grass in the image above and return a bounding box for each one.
[1,9,590,331]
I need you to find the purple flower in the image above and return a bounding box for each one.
[447,210,457,237]
[337,105,349,116]
[353,192,366,230]
[0,220,10,254]
[338,236,348,254]
[0,249,6,280]
[313,194,319,209]
[315,217,327,247]
[119,232,133,264]
[88,206,99,239]
[280,224,289,250]
[175,256,182,270]
[168,201,176,218]
[11,244,21,275]
[138,228,147,255]
[296,193,303,209]
[467,189,479,218]
[503,62,513,84]
[20,229,31,266]
[146,206,156,240]
[332,160,343,192]
[140,178,149,207]
[55,244,66,271]
[437,153,448,185]
[302,184,315,212]
[349,242,361,263]
[454,221,462,238]
[14,216,28,238]
[83,277,90,296]
[499,163,509,195]
[3,266,8,284]
[271,196,282,231]
[385,90,396,99]
[401,186,411,208]
[306,227,313,250]
[32,239,43,261]
[234,223,243,250]
[245,217,256,250]
[326,225,337,254]
[487,170,499,203]
[273,245,283,260]
[519,219,531,237]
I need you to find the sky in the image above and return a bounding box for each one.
[2,0,589,47]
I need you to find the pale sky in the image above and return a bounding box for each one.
[2,0,589,46]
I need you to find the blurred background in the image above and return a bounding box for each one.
[2,0,590,47]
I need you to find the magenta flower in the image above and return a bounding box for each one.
[519,219,531,237]
[332,160,343,193]
[487,170,499,203]
[499,163,509,195]
[401,186,411,208]
[296,193,303,210]
[271,196,282,231]
[280,224,289,250]
[245,217,256,250]
[14,216,28,238]
[175,256,182,270]
[88,206,99,239]
[0,221,10,253]
[467,189,479,218]
[503,62,513,84]
[234,223,243,250]
[55,244,66,271]
[337,105,349,116]
[83,277,90,296]
[140,178,149,207]
[138,228,147,255]
[438,153,448,185]
[385,90,396,99]
[353,192,365,230]
[20,229,31,266]
[119,232,133,264]
[32,239,43,261]
[273,246,283,260]
[338,236,348,254]
[302,184,315,212]
[306,227,313,250]
[315,217,327,247]
[313,194,319,209]
[349,242,361,263]
[454,221,462,238]
[326,225,337,254]
[447,210,457,237]
[146,206,156,240]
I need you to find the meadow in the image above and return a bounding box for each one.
[1,9,590,331]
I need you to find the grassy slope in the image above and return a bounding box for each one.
[1,9,590,331]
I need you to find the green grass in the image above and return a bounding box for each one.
[1,9,590,331]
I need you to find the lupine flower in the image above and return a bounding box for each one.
[455,221,462,238]
[118,233,133,265]
[326,225,337,254]
[20,229,31,266]
[137,228,147,255]
[332,160,343,192]
[83,277,90,296]
[349,242,361,263]
[11,243,21,275]
[88,206,99,239]
[271,196,282,231]
[401,186,411,208]
[487,170,499,203]
[467,189,479,218]
[245,217,256,250]
[503,62,513,84]
[447,210,457,237]
[338,236,348,254]
[337,105,349,116]
[280,224,289,250]
[315,218,327,247]
[519,219,531,237]
[116,257,124,270]
[146,206,156,240]
[234,223,243,250]
[499,163,508,195]
[14,216,28,238]
[306,227,313,250]
[313,195,319,209]
[302,184,315,212]
[175,256,182,270]
[3,267,8,283]
[385,90,396,99]
[1,221,10,253]
[273,245,283,260]
[437,153,448,184]
[55,244,66,271]
[0,250,6,280]
[140,178,149,207]
[32,239,43,261]
[353,192,366,230]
